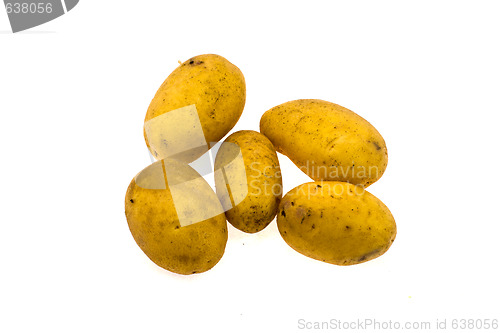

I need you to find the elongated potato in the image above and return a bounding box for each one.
[125,159,228,275]
[214,130,282,233]
[144,54,246,163]
[260,99,387,187]
[277,181,396,265]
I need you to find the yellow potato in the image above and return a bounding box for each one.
[277,181,396,265]
[125,159,228,275]
[144,54,246,163]
[260,99,388,187]
[214,130,282,233]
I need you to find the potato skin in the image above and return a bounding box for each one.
[277,181,396,265]
[214,130,282,233]
[260,99,388,187]
[125,159,228,275]
[144,54,246,162]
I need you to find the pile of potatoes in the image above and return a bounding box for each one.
[125,54,396,275]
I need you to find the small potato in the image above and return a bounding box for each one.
[260,99,388,187]
[144,54,246,163]
[214,130,282,233]
[125,159,228,275]
[277,181,396,265]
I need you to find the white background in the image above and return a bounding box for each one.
[1,1,499,332]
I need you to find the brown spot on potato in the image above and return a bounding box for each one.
[188,59,204,66]
[357,248,382,262]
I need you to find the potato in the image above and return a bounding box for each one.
[260,99,388,187]
[277,181,396,265]
[214,130,282,233]
[144,54,246,163]
[125,159,228,275]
